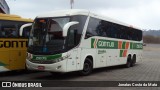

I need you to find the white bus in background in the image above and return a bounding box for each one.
[22,9,143,75]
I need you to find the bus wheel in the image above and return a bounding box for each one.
[126,55,131,68]
[79,58,93,76]
[131,55,136,67]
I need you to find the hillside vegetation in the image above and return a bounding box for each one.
[143,30,160,44]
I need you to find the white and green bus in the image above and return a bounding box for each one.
[24,9,143,75]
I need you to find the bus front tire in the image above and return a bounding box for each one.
[79,58,93,76]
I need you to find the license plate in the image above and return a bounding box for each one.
[37,66,45,70]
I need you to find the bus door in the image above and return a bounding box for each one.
[66,29,81,71]
[67,48,79,71]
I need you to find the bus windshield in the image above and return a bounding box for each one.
[28,15,87,55]
[28,17,69,54]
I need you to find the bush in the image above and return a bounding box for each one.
[143,35,160,44]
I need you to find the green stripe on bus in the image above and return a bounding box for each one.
[32,54,62,60]
[91,38,95,48]
[130,42,133,49]
[120,50,124,57]
[48,54,62,60]
[130,43,143,49]
[122,42,126,49]
[91,38,143,50]
[91,38,118,49]
[97,39,118,49]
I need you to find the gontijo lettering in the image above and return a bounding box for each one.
[0,40,28,48]
[98,40,114,48]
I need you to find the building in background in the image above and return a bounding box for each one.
[0,0,10,14]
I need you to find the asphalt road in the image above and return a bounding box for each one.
[0,44,160,90]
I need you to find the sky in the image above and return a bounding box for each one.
[6,0,160,30]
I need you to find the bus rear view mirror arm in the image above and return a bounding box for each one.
[63,21,79,37]
[19,23,32,36]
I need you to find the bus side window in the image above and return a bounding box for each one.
[22,26,31,38]
[67,29,76,48]
[66,24,79,49]
[0,21,19,38]
[2,26,17,38]
[85,17,100,39]
[0,27,6,37]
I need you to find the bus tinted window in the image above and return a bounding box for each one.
[0,21,17,38]
[85,17,142,41]
[0,20,29,38]
[22,26,31,38]
[67,15,87,47]
[85,17,101,38]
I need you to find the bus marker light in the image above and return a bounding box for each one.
[56,66,61,69]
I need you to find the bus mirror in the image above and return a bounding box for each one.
[63,21,79,37]
[19,23,32,36]
[85,33,93,39]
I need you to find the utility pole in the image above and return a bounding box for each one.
[70,0,74,9]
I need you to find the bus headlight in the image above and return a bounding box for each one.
[27,53,33,60]
[53,55,70,63]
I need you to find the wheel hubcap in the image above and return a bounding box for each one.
[84,63,90,72]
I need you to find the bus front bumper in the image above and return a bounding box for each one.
[26,59,67,72]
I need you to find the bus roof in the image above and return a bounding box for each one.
[0,13,33,22]
[37,9,90,18]
[37,9,141,30]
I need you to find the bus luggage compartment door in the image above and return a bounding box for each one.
[96,49,107,67]
[9,50,26,70]
[0,51,10,71]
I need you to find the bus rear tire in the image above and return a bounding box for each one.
[131,55,136,67]
[79,58,93,76]
[126,55,131,68]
